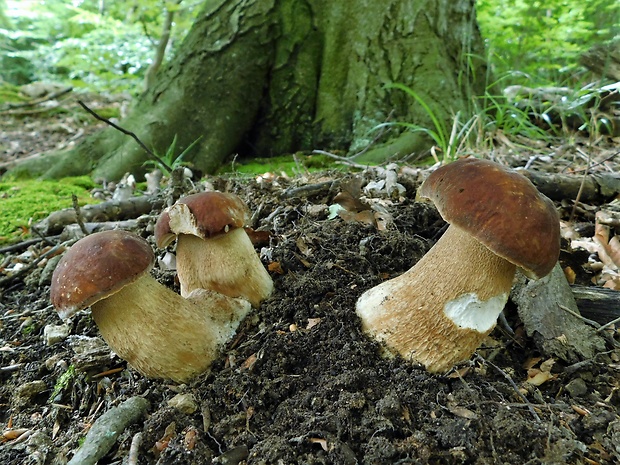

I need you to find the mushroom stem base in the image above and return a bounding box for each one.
[92,275,251,382]
[356,225,516,372]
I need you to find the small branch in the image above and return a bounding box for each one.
[72,194,89,236]
[312,150,373,170]
[476,355,542,422]
[126,432,143,465]
[67,397,149,465]
[597,315,620,333]
[557,303,601,329]
[0,238,44,254]
[77,100,173,172]
[1,87,73,112]
[0,240,75,288]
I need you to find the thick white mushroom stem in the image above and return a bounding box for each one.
[175,228,274,307]
[91,274,251,383]
[356,225,516,373]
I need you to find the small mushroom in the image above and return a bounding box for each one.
[356,158,560,373]
[50,229,250,382]
[154,191,273,307]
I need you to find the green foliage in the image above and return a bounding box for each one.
[386,80,555,156]
[378,83,471,162]
[143,135,202,174]
[1,0,199,91]
[477,0,620,84]
[0,176,95,243]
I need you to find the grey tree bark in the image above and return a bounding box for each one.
[9,0,487,181]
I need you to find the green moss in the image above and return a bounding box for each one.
[49,365,77,403]
[93,106,121,119]
[216,153,344,176]
[0,82,26,104]
[0,176,96,244]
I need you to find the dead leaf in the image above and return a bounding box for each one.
[241,353,258,371]
[244,228,271,246]
[523,356,542,370]
[2,428,29,441]
[563,266,576,284]
[539,358,555,372]
[603,277,620,290]
[571,405,591,416]
[309,437,329,451]
[268,261,284,274]
[338,209,376,226]
[154,422,176,453]
[306,318,321,330]
[594,212,620,269]
[296,236,313,257]
[333,178,369,212]
[447,403,478,420]
[526,369,556,386]
[184,427,198,450]
[525,357,557,386]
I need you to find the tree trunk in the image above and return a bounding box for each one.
[9,0,487,181]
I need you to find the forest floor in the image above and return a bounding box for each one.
[1,93,620,465]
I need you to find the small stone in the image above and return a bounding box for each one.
[14,380,47,406]
[565,377,588,398]
[39,255,63,286]
[168,393,199,414]
[43,324,71,346]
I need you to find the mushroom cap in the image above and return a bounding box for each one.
[50,230,154,319]
[154,191,249,248]
[419,158,560,279]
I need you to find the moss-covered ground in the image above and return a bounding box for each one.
[0,176,95,243]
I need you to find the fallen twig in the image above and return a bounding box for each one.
[67,396,149,465]
[126,432,143,465]
[476,355,542,422]
[0,86,73,112]
[0,240,75,288]
[72,194,89,236]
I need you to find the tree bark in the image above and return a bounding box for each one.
[580,36,620,81]
[571,285,620,325]
[8,0,487,181]
[510,265,607,364]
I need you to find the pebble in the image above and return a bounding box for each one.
[565,377,588,398]
[43,324,71,346]
[168,393,199,414]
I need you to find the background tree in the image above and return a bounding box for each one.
[9,0,488,180]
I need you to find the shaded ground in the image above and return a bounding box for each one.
[1,96,620,465]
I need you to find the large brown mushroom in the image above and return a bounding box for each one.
[154,191,273,307]
[50,229,251,382]
[356,158,560,373]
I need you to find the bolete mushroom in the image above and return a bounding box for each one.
[154,191,273,307]
[50,229,251,382]
[355,158,560,373]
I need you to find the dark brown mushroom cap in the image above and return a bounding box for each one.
[419,158,560,279]
[50,230,154,318]
[154,192,249,248]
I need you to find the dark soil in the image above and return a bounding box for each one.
[1,166,619,465]
[1,95,619,465]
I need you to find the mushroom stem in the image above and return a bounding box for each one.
[91,274,250,382]
[356,225,516,372]
[175,228,273,307]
